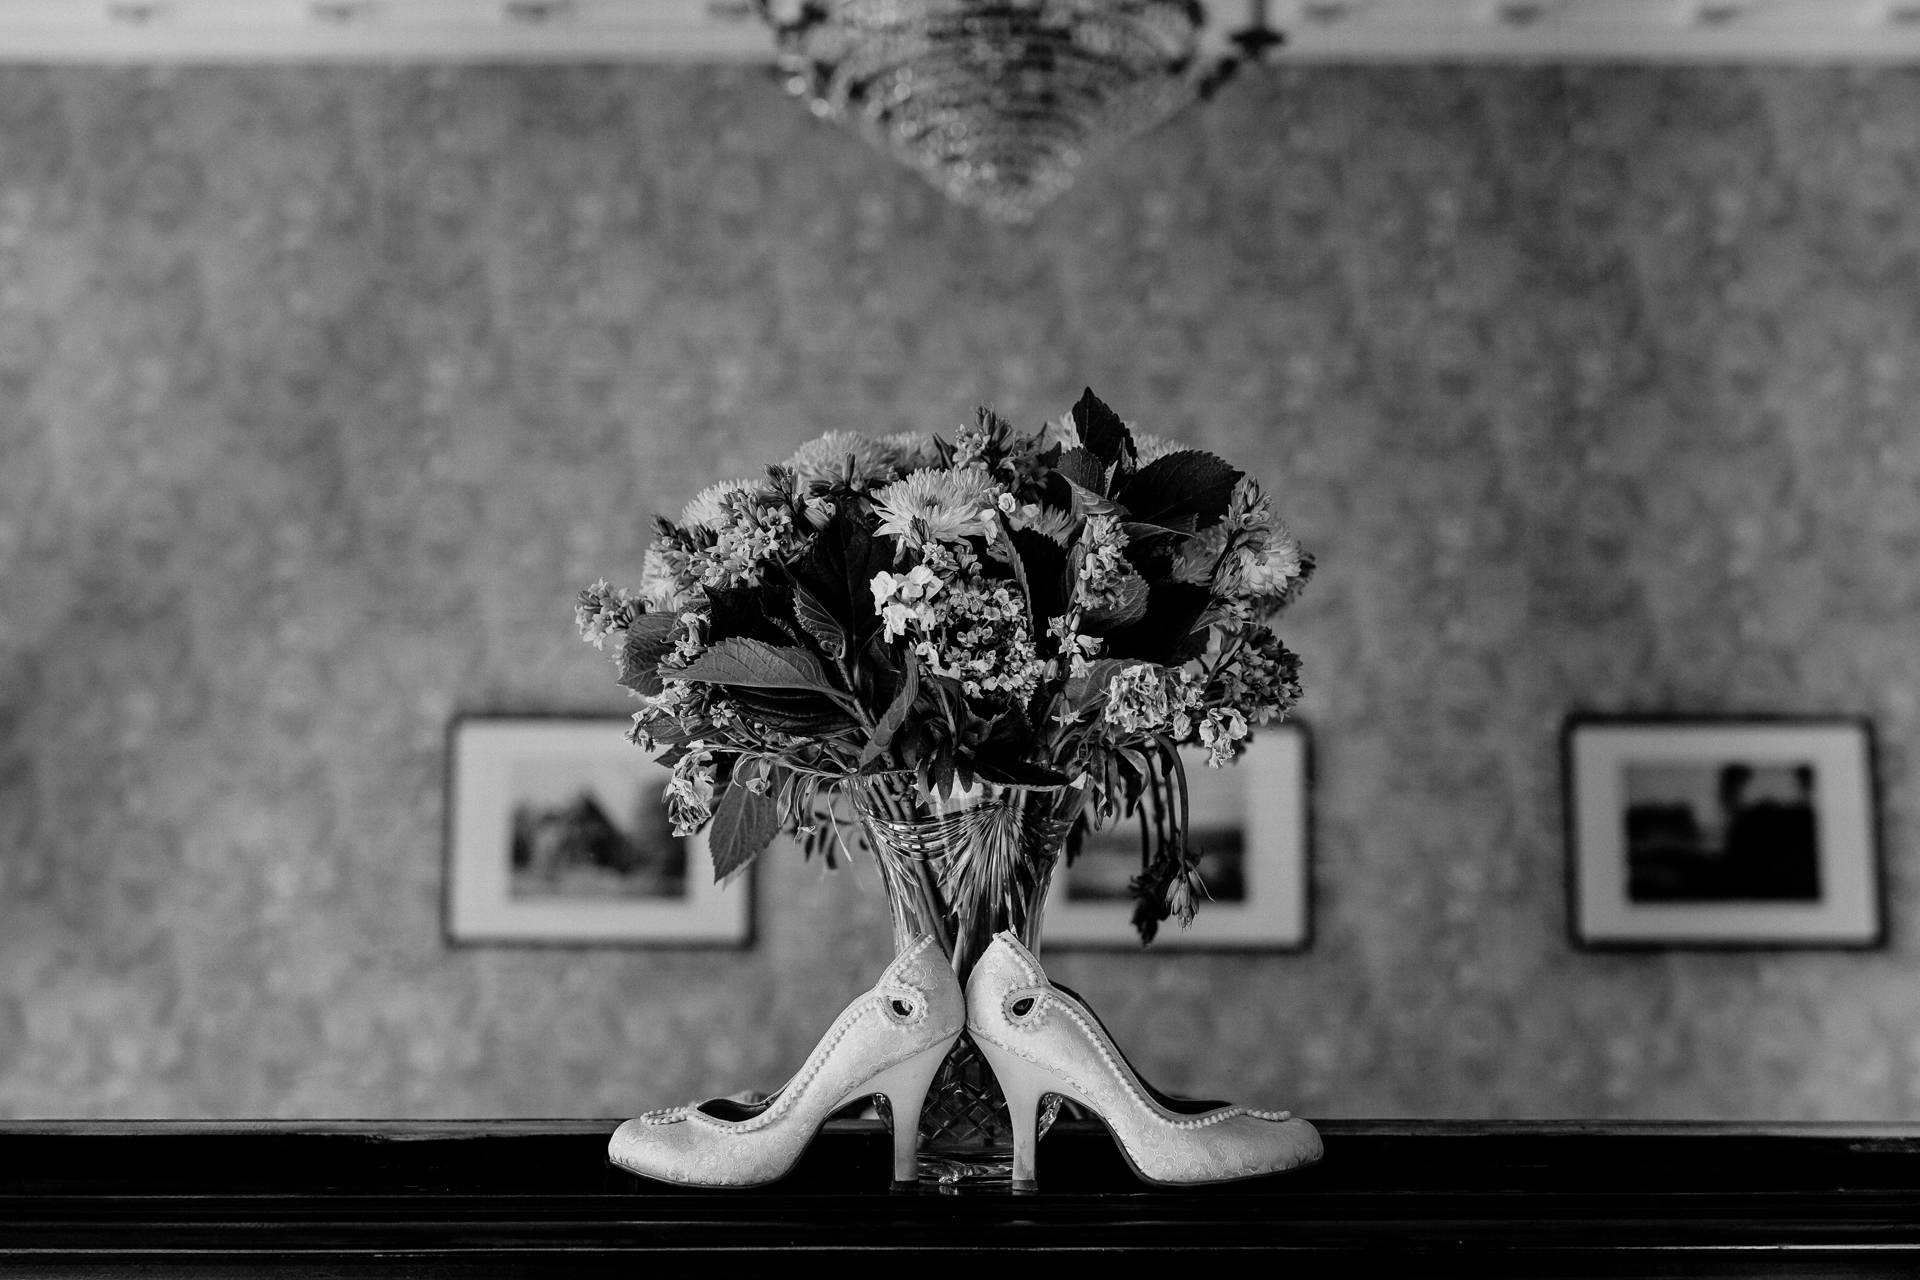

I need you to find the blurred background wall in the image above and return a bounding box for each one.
[0,65,1915,1118]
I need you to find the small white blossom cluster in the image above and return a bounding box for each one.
[872,552,1045,702]
[872,564,944,641]
[1102,663,1173,736]
[575,578,639,651]
[664,746,718,835]
[921,574,1046,702]
[1047,613,1103,678]
[1101,663,1257,766]
[1075,515,1139,613]
[686,489,804,590]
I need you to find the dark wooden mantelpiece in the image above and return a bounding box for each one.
[4,1119,1920,1275]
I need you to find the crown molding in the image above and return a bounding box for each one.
[0,0,1914,64]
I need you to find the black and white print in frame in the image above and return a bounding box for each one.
[1044,722,1311,951]
[445,716,751,946]
[1565,717,1882,949]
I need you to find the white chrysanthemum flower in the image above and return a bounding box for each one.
[1131,432,1192,464]
[786,431,895,489]
[872,468,998,548]
[1241,529,1305,597]
[878,431,940,472]
[679,479,758,531]
[1036,416,1078,454]
[1027,506,1078,545]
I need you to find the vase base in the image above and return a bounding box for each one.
[920,1153,1016,1187]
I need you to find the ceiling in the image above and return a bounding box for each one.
[0,0,1915,63]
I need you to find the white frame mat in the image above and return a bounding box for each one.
[1043,725,1310,951]
[446,717,751,946]
[1566,718,1881,949]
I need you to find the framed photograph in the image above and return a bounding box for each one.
[1043,724,1310,951]
[1565,717,1882,949]
[445,716,752,946]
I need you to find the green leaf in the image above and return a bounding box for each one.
[861,649,919,765]
[676,638,840,695]
[1081,571,1149,633]
[1063,658,1133,711]
[1100,582,1213,664]
[708,776,781,880]
[1011,529,1069,629]
[616,613,682,697]
[792,584,847,660]
[1111,451,1243,532]
[705,585,798,648]
[1056,447,1107,495]
[793,505,892,641]
[1062,476,1125,520]
[725,688,858,734]
[1070,388,1135,470]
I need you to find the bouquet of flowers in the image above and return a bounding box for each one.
[576,389,1310,942]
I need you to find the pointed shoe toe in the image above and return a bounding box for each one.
[607,935,964,1189]
[965,930,1322,1189]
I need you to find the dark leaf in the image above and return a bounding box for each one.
[708,777,781,880]
[1111,451,1244,532]
[1122,533,1178,587]
[793,505,891,639]
[1063,658,1132,711]
[792,584,847,659]
[676,638,841,695]
[1099,582,1213,664]
[1071,388,1134,470]
[641,718,714,747]
[969,757,1072,790]
[1123,520,1195,544]
[1063,477,1125,520]
[861,649,919,765]
[1081,572,1149,633]
[705,585,797,648]
[616,612,681,697]
[727,687,857,734]
[1055,447,1107,495]
[1010,529,1069,630]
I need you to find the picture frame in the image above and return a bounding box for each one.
[444,716,752,947]
[1564,716,1882,950]
[1043,723,1311,951]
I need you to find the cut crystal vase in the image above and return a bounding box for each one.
[852,777,1083,1186]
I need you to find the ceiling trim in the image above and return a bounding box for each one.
[0,0,1914,64]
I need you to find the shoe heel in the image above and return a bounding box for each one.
[865,1037,955,1188]
[974,1037,1050,1192]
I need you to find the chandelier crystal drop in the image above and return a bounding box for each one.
[759,0,1243,223]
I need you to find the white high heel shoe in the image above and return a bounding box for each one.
[609,935,964,1188]
[967,932,1323,1190]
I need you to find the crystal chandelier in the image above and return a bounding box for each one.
[757,0,1278,223]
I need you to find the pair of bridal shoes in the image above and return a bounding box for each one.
[607,934,963,1188]
[608,930,1321,1191]
[968,932,1323,1190]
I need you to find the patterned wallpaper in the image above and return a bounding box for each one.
[0,64,1916,1119]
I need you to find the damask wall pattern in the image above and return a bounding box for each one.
[0,65,1916,1118]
